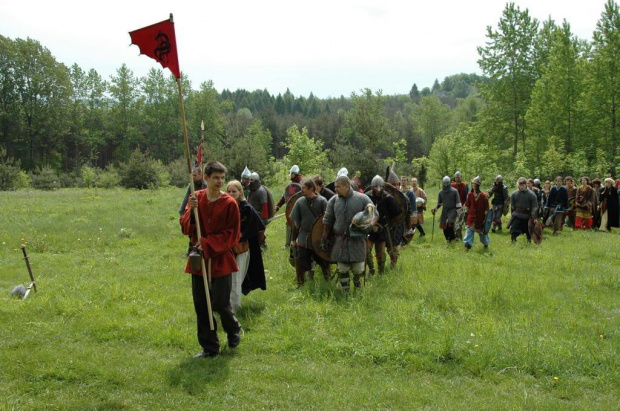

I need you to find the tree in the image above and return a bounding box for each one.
[409,83,420,102]
[526,20,587,169]
[477,2,540,158]
[411,95,452,154]
[587,0,620,172]
[282,125,329,177]
[344,88,390,156]
[108,64,142,163]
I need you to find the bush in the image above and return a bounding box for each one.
[81,165,98,188]
[30,165,62,190]
[169,157,190,187]
[97,165,120,188]
[13,170,31,189]
[152,159,170,188]
[118,149,161,189]
[0,148,26,190]
[58,171,79,188]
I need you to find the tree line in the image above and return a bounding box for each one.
[1,1,619,190]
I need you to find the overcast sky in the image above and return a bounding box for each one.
[0,0,606,98]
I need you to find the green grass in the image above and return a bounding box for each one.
[1,187,619,410]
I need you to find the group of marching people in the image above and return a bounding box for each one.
[277,166,425,290]
[178,161,620,358]
[429,172,620,252]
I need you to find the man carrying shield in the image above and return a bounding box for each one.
[321,176,372,291]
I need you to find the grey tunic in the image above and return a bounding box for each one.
[291,195,327,248]
[510,189,539,220]
[323,188,372,263]
[437,186,461,226]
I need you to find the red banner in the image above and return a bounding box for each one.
[129,17,180,78]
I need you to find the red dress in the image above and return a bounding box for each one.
[180,191,241,278]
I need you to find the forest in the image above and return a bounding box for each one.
[1,1,619,189]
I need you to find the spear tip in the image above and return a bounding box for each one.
[201,120,204,130]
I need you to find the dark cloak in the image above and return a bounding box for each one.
[237,200,267,294]
[600,186,619,229]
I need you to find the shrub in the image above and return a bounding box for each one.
[0,148,26,190]
[13,170,31,189]
[152,159,170,188]
[81,165,98,188]
[169,157,190,187]
[118,149,161,189]
[58,171,79,188]
[31,165,62,190]
[97,165,120,188]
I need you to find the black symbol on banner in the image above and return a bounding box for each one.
[154,31,171,63]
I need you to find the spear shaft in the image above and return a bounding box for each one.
[177,77,214,331]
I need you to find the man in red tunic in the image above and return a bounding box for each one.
[180,161,242,358]
[462,176,490,251]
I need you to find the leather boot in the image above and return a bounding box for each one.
[296,265,306,287]
[378,259,386,275]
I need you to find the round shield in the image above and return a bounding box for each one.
[285,191,304,227]
[310,213,335,263]
[383,183,408,227]
[483,210,493,235]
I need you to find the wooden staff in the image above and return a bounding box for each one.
[177,76,214,331]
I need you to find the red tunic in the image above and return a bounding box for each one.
[464,190,489,231]
[180,191,241,278]
[452,182,468,204]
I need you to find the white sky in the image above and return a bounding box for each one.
[0,0,605,98]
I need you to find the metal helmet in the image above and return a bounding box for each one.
[442,176,451,186]
[415,197,425,205]
[249,172,261,191]
[241,165,251,180]
[290,164,300,175]
[533,178,541,186]
[454,171,462,179]
[495,175,503,182]
[337,167,349,178]
[371,175,384,187]
[387,171,399,185]
[471,175,481,186]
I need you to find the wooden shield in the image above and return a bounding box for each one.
[483,210,493,235]
[310,213,335,263]
[383,183,408,227]
[285,191,303,227]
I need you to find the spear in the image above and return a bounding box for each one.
[130,14,214,330]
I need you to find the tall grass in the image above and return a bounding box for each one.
[0,187,618,410]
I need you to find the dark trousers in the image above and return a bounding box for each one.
[416,223,425,236]
[443,226,456,241]
[191,274,241,354]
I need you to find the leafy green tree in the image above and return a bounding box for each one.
[282,125,329,177]
[411,95,452,154]
[526,20,587,161]
[587,0,620,172]
[10,37,72,169]
[344,88,390,156]
[141,68,177,162]
[477,2,540,158]
[83,68,108,167]
[540,136,565,178]
[409,83,420,102]
[108,64,142,163]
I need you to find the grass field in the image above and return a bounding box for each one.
[1,187,619,410]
